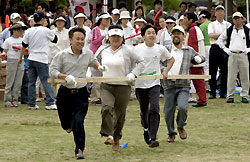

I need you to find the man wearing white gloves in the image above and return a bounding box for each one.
[49,27,105,160]
[163,26,205,143]
[217,12,249,103]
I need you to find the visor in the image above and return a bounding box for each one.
[108,28,124,37]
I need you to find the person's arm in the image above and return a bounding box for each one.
[91,27,104,45]
[162,57,175,80]
[217,30,227,50]
[18,42,28,64]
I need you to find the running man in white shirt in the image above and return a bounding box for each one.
[135,24,174,147]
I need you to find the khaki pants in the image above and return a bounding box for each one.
[227,53,249,98]
[4,58,24,103]
[90,82,101,102]
[100,83,131,141]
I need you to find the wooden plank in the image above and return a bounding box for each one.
[48,75,211,83]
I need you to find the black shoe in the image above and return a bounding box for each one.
[242,97,249,103]
[208,95,216,99]
[220,94,226,99]
[95,99,102,105]
[21,101,27,104]
[75,149,85,160]
[192,103,207,108]
[144,130,150,144]
[226,98,234,103]
[148,140,159,148]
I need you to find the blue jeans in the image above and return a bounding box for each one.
[28,60,54,107]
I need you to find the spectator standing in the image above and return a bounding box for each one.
[19,11,58,110]
[217,12,250,103]
[132,1,143,17]
[2,22,27,107]
[65,5,74,29]
[183,12,207,107]
[173,2,187,19]
[208,5,231,99]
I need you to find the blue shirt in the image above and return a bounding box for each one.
[0,27,11,46]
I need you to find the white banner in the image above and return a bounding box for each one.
[69,0,90,16]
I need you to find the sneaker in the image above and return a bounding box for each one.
[66,128,72,133]
[28,105,39,110]
[192,103,207,108]
[75,149,85,160]
[242,97,249,103]
[143,130,150,144]
[226,98,234,103]
[104,136,114,145]
[36,98,42,102]
[95,99,102,105]
[148,140,159,148]
[12,101,18,107]
[45,104,57,110]
[188,98,197,103]
[112,140,119,151]
[4,101,13,107]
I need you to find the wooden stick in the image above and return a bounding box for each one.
[48,75,211,83]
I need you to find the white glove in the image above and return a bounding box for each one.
[65,75,77,87]
[194,56,202,64]
[98,65,109,72]
[127,73,135,82]
[224,48,231,55]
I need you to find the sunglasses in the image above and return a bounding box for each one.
[166,22,174,24]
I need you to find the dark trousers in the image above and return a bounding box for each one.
[21,69,29,103]
[209,44,228,96]
[136,85,160,141]
[56,85,89,153]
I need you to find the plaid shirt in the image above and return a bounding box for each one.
[162,45,205,89]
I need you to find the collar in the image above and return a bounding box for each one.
[233,25,243,30]
[66,47,85,55]
[34,24,42,27]
[55,27,65,32]
[172,44,187,51]
[215,20,226,24]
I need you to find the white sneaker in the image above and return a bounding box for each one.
[28,105,39,110]
[45,104,57,110]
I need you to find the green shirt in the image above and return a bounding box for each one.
[199,20,211,46]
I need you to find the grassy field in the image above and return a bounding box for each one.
[0,96,250,162]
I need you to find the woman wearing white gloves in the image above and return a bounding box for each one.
[95,25,144,151]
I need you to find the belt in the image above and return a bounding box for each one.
[231,51,244,54]
[70,89,79,94]
[61,85,85,94]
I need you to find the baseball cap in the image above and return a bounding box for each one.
[232,12,243,18]
[108,28,124,37]
[171,25,185,34]
[10,13,21,20]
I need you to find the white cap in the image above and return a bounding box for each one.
[112,9,120,15]
[108,28,124,37]
[74,12,87,19]
[55,16,66,22]
[215,5,225,11]
[171,25,185,34]
[179,15,184,20]
[17,21,27,29]
[134,18,147,24]
[166,19,175,23]
[10,13,21,20]
[232,12,243,18]
[119,11,131,19]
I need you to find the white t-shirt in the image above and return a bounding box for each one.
[101,46,127,85]
[135,43,172,88]
[2,37,23,59]
[123,26,136,45]
[169,45,183,76]
[23,25,55,64]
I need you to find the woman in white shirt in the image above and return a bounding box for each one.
[2,23,26,107]
[95,25,144,151]
[118,11,136,46]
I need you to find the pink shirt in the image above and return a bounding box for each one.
[90,26,104,54]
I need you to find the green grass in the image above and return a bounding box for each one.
[1,96,250,162]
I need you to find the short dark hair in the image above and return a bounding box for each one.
[199,10,211,19]
[141,24,157,36]
[136,1,142,6]
[184,12,198,23]
[144,17,154,25]
[154,0,162,6]
[68,27,86,39]
[38,2,49,12]
[33,11,45,23]
[179,2,187,8]
[188,2,197,9]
